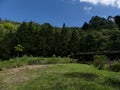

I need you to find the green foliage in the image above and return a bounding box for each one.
[28,57,71,65]
[80,33,96,52]
[88,16,116,30]
[93,55,107,69]
[0,16,120,90]
[54,31,61,56]
[68,29,79,54]
[14,44,24,52]
[4,23,14,30]
[81,22,89,30]
[114,15,120,29]
[106,30,120,50]
[14,44,24,57]
[0,56,71,69]
[60,25,70,56]
[108,61,120,72]
[0,15,120,60]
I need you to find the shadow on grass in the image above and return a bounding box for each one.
[64,72,99,81]
[103,75,120,89]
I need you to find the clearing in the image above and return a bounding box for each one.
[0,64,120,90]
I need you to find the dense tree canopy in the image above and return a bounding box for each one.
[0,15,120,60]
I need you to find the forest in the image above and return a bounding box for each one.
[0,15,120,60]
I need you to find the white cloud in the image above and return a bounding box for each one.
[80,0,120,8]
[84,6,92,12]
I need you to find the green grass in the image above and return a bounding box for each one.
[0,56,71,70]
[0,62,120,90]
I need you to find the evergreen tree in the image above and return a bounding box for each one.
[114,15,120,29]
[54,30,61,56]
[38,23,54,56]
[85,33,96,51]
[81,22,89,30]
[68,30,79,54]
[60,24,70,56]
[107,30,120,50]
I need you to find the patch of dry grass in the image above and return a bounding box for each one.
[0,65,50,90]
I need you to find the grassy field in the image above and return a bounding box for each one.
[0,56,71,70]
[0,58,120,90]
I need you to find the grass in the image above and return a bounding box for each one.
[0,56,71,70]
[0,61,120,90]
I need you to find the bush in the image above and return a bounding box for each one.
[104,75,120,88]
[93,55,107,69]
[108,61,120,72]
[28,58,42,65]
[42,56,71,64]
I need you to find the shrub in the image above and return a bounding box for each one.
[28,59,42,65]
[108,61,120,72]
[93,55,107,69]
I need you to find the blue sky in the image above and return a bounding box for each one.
[0,0,120,27]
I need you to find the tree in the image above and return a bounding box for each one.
[0,31,16,59]
[17,21,28,33]
[54,30,61,56]
[79,33,96,52]
[0,18,1,22]
[89,16,104,29]
[28,21,36,32]
[79,34,86,52]
[0,24,4,41]
[0,15,119,60]
[106,30,120,50]
[68,30,79,54]
[114,15,120,29]
[89,16,116,30]
[81,22,89,30]
[15,21,38,56]
[37,23,54,56]
[86,33,96,51]
[91,31,107,51]
[60,24,70,56]
[4,23,14,30]
[14,44,24,57]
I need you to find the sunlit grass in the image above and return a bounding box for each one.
[0,56,71,70]
[0,57,119,90]
[0,63,119,90]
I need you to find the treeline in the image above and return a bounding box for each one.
[0,15,120,60]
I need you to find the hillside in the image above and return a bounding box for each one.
[0,20,20,32]
[0,15,120,60]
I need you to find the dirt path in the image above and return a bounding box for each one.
[0,64,50,73]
